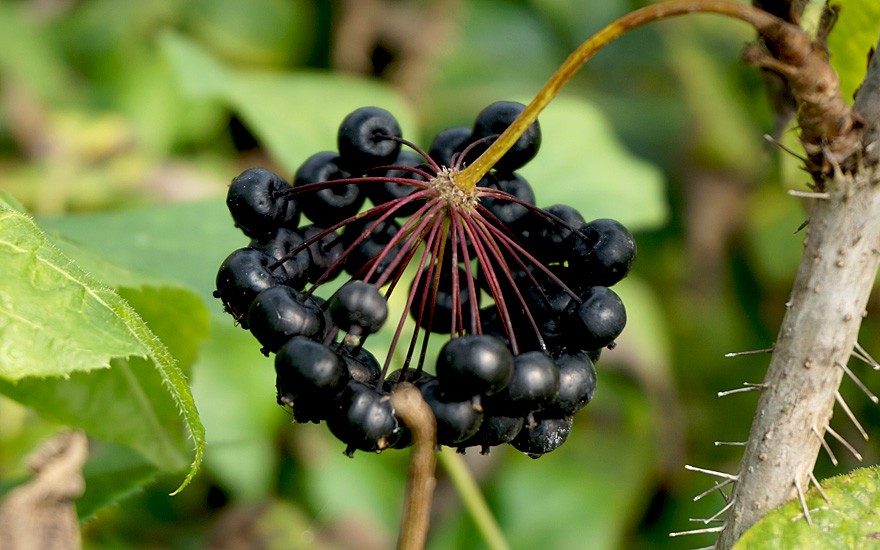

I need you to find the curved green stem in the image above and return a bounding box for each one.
[456,0,787,190]
[438,451,510,550]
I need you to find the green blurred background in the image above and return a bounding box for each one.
[1,0,878,548]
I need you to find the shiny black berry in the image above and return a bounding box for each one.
[429,126,472,167]
[527,204,586,263]
[329,281,388,336]
[510,415,573,458]
[471,101,541,172]
[568,218,636,287]
[547,351,597,416]
[487,351,559,416]
[337,106,402,172]
[247,286,326,354]
[480,172,536,230]
[367,150,426,217]
[214,247,281,327]
[342,217,402,278]
[299,224,344,284]
[327,380,401,455]
[436,334,513,398]
[410,267,480,334]
[294,151,365,227]
[226,167,297,238]
[457,414,524,454]
[567,286,627,350]
[419,379,484,446]
[249,228,311,289]
[275,336,349,401]
[338,345,382,387]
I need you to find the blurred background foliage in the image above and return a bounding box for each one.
[1,0,878,548]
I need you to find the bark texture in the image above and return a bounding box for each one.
[715,166,880,548]
[716,30,880,549]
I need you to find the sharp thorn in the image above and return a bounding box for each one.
[835,360,879,403]
[714,441,747,446]
[685,464,739,481]
[717,383,766,397]
[835,391,869,441]
[693,478,734,502]
[724,347,774,358]
[669,526,725,537]
[812,425,839,466]
[824,424,863,461]
[808,471,832,505]
[853,342,880,370]
[787,189,830,199]
[702,499,735,524]
[763,134,809,162]
[793,478,813,526]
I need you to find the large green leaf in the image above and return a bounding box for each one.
[734,466,880,549]
[827,0,880,102]
[41,198,284,499]
[0,192,205,493]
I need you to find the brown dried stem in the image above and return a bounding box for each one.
[390,382,437,550]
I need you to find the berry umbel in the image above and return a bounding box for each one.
[213,102,635,457]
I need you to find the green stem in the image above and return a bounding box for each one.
[438,451,510,550]
[456,0,787,191]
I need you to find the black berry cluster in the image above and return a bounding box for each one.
[213,102,635,458]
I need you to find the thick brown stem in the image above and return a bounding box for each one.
[390,382,437,550]
[715,167,880,547]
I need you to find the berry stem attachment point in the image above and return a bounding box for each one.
[456,0,794,191]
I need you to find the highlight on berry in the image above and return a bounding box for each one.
[213,102,636,458]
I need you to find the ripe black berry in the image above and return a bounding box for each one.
[457,414,524,454]
[342,217,402,278]
[339,345,382,386]
[329,281,388,336]
[214,247,281,327]
[410,267,480,334]
[436,335,513,398]
[567,286,627,350]
[419,379,484,446]
[510,415,573,458]
[526,204,586,263]
[569,218,637,287]
[366,150,426,217]
[226,167,297,238]
[249,228,311,290]
[487,351,559,416]
[275,336,349,401]
[337,106,403,172]
[428,126,472,167]
[480,172,536,230]
[547,351,597,416]
[327,381,402,455]
[294,151,365,227]
[298,224,344,284]
[247,286,326,354]
[471,101,541,172]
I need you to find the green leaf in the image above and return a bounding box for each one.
[827,0,880,102]
[0,191,205,494]
[734,466,880,549]
[160,32,418,174]
[41,199,285,499]
[518,94,668,230]
[77,441,160,520]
